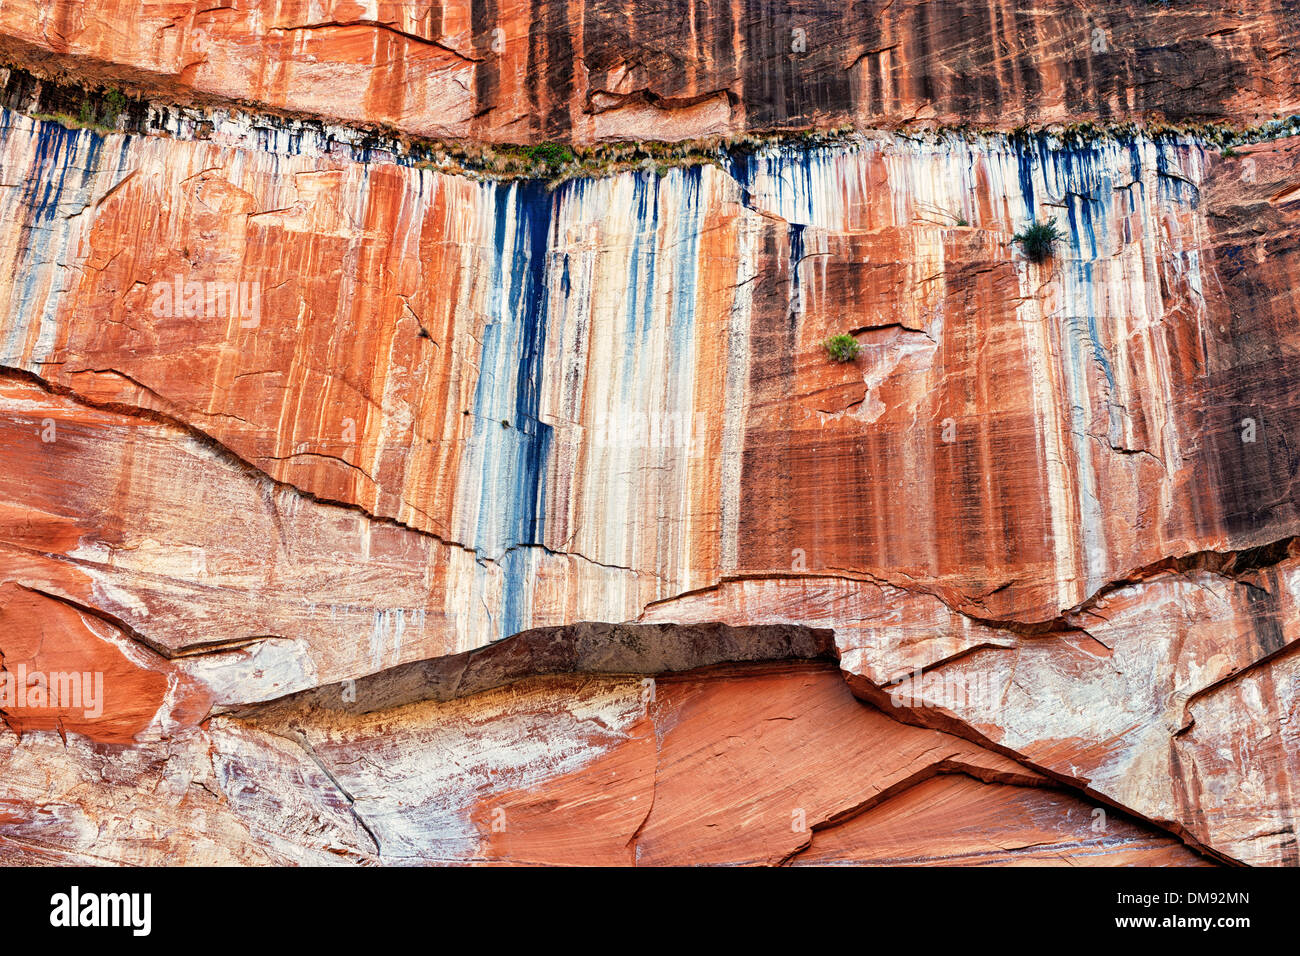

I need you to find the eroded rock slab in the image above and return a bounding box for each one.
[0,661,1213,866]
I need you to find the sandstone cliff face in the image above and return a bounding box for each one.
[1,2,1298,867]
[1,1,1298,143]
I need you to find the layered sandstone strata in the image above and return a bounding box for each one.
[0,2,1298,868]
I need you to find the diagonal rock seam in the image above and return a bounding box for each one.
[254,724,385,859]
[9,560,1274,863]
[777,765,1215,867]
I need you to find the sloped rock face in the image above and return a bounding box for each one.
[1,0,1297,143]
[0,661,1207,865]
[1,2,1299,867]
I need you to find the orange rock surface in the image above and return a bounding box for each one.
[1,1,1297,142]
[0,2,1297,867]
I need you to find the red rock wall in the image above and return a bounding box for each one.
[0,2,1298,868]
[1,1,1297,143]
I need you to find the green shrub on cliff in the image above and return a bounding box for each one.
[1013,218,1064,262]
[824,333,862,363]
[103,88,128,125]
[521,142,576,172]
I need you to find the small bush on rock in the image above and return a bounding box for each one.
[1013,217,1064,262]
[824,333,862,363]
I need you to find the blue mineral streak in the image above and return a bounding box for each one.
[667,166,704,391]
[2,113,113,363]
[462,180,556,636]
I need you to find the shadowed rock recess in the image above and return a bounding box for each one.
[0,0,1297,867]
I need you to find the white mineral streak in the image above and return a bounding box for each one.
[719,215,761,573]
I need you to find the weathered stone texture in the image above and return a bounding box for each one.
[1,2,1298,867]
